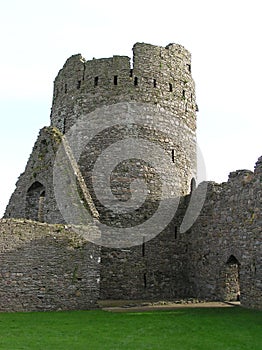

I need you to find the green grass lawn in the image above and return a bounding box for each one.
[0,307,261,350]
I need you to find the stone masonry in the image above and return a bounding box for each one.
[0,219,100,311]
[2,42,261,310]
[99,159,262,309]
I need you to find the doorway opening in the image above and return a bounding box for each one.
[222,255,241,302]
[26,182,46,222]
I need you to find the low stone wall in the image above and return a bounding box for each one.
[0,219,100,311]
[187,157,262,309]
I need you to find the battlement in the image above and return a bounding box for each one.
[50,42,196,134]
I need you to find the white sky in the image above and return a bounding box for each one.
[0,0,261,217]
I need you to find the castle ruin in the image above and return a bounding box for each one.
[1,43,261,311]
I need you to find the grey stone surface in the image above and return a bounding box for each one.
[2,43,261,311]
[0,219,100,311]
[186,158,262,309]
[4,127,64,223]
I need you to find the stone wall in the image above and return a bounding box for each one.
[186,156,262,309]
[5,42,197,225]
[50,43,197,134]
[50,42,197,201]
[2,42,261,311]
[4,127,64,223]
[0,219,100,311]
[100,157,261,310]
[100,196,191,300]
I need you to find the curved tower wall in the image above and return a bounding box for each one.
[50,43,197,198]
[51,43,196,132]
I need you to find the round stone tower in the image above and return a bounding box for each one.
[50,43,198,236]
[51,42,197,136]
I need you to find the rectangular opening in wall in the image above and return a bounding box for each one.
[94,76,99,86]
[175,226,178,239]
[187,64,191,73]
[169,83,173,92]
[172,149,175,163]
[134,77,138,86]
[182,90,186,98]
[130,69,133,77]
[153,79,157,88]
[142,236,145,257]
[64,83,68,93]
[82,65,85,81]
[77,80,81,89]
[114,75,118,85]
[143,273,147,288]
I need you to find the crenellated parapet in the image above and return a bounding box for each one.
[50,43,197,134]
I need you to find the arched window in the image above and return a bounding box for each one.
[227,255,240,265]
[26,182,46,222]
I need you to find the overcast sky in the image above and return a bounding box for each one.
[0,0,261,217]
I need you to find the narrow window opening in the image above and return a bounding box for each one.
[134,77,138,86]
[77,80,81,89]
[153,79,157,88]
[142,236,145,257]
[62,119,66,134]
[175,226,178,239]
[64,83,68,94]
[191,93,193,101]
[114,75,118,85]
[143,273,147,288]
[169,83,173,92]
[182,90,186,98]
[187,64,191,72]
[171,149,175,163]
[129,69,133,77]
[94,76,99,87]
[82,64,86,81]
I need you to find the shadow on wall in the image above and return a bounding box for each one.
[220,255,241,302]
[26,182,46,222]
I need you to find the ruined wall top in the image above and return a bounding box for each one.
[50,42,196,133]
